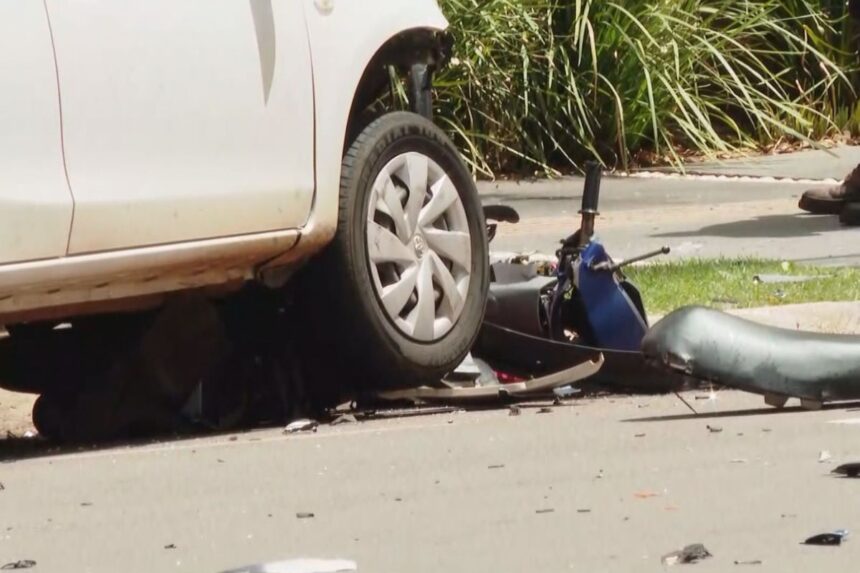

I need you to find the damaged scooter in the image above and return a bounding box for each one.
[382,163,689,402]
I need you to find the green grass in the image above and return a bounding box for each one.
[624,258,860,315]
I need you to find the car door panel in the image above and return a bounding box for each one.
[46,0,315,254]
[0,2,73,264]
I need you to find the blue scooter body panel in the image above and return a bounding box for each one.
[576,241,648,351]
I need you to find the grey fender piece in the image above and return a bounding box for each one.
[642,306,860,403]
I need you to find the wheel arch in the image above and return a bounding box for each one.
[344,27,453,152]
[292,2,450,261]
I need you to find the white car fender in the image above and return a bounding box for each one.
[298,0,448,252]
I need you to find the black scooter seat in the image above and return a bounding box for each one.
[642,306,860,403]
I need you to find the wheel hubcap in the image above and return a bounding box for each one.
[366,152,472,342]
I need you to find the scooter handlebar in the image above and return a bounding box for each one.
[581,161,602,214]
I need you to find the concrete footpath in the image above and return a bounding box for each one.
[481,144,860,265]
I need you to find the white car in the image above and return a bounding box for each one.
[0,1,488,395]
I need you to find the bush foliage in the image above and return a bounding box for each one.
[433,0,859,175]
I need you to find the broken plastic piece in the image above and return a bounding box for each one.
[803,530,848,546]
[661,544,712,566]
[833,463,860,478]
[284,419,318,434]
[753,274,819,284]
[219,559,357,573]
[1,561,36,571]
[553,385,581,399]
[376,354,603,403]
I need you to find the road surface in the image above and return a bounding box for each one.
[2,391,860,572]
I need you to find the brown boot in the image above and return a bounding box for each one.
[799,164,860,215]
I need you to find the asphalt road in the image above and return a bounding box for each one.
[2,391,860,573]
[480,175,860,266]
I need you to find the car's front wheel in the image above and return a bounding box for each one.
[304,111,488,392]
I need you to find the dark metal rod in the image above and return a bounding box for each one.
[592,246,670,272]
[408,63,433,121]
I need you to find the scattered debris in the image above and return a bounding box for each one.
[1,562,36,571]
[553,386,581,399]
[228,436,237,442]
[219,559,357,573]
[753,274,820,285]
[509,405,521,417]
[394,497,402,502]
[707,425,723,433]
[577,509,591,513]
[803,530,848,546]
[488,464,505,470]
[535,508,555,514]
[734,560,762,566]
[164,544,176,550]
[633,490,659,499]
[634,433,646,438]
[296,512,315,519]
[762,428,772,433]
[366,406,460,419]
[781,513,797,519]
[833,463,860,478]
[80,502,93,507]
[284,419,318,434]
[536,407,553,414]
[730,458,748,464]
[331,414,357,426]
[819,450,832,463]
[0,482,4,491]
[661,544,712,566]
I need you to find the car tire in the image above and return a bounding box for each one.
[302,111,488,393]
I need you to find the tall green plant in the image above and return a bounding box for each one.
[434,0,857,176]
